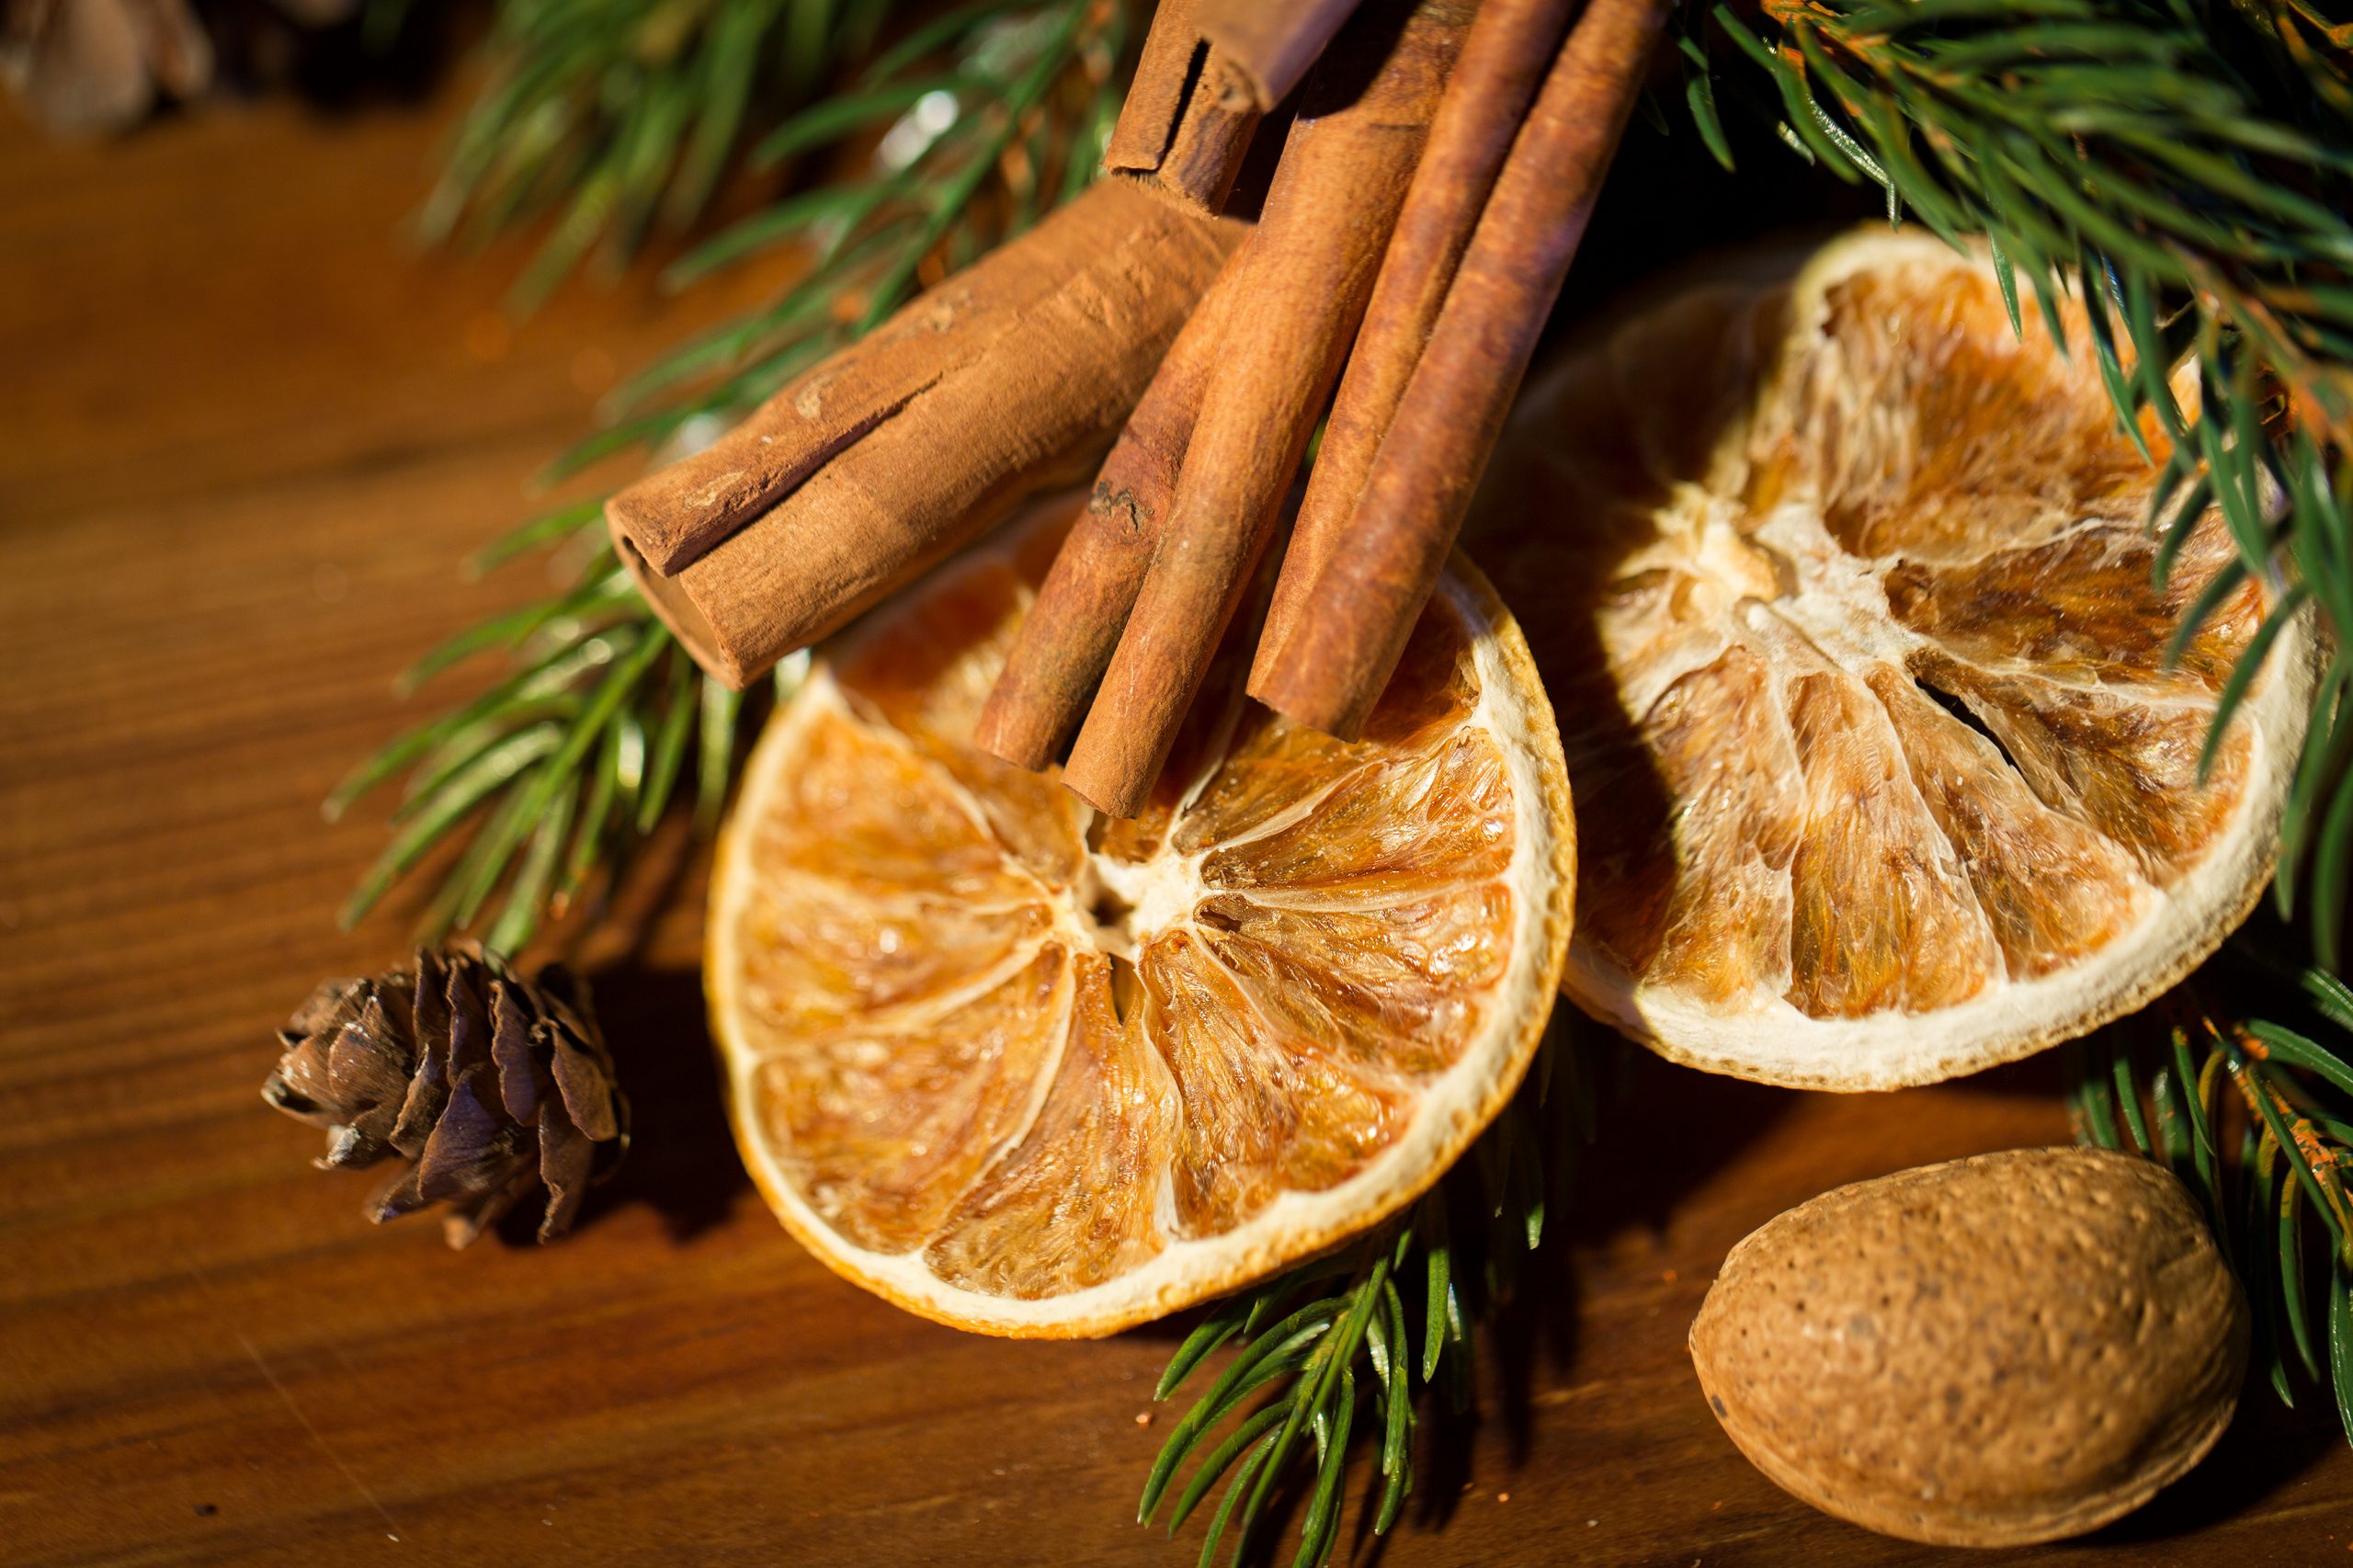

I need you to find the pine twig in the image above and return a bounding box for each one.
[417,0,895,311]
[2072,940,2353,1446]
[334,0,1126,957]
[1139,1024,1590,1568]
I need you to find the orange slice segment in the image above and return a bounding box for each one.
[1472,228,2317,1090]
[709,499,1574,1335]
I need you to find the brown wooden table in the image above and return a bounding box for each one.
[3,83,2347,1568]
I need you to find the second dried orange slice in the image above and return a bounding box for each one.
[707,500,1574,1335]
[1473,229,2318,1090]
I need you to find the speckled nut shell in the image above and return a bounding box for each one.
[1688,1147,2247,1547]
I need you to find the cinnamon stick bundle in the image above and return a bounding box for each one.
[1103,0,1261,215]
[973,236,1252,770]
[608,179,1244,688]
[1255,0,1670,740]
[1058,0,1472,818]
[1251,0,1577,687]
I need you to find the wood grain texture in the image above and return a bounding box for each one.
[3,85,2349,1568]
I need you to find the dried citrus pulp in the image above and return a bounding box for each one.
[1472,228,2319,1091]
[707,503,1574,1335]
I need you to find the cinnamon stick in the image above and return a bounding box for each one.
[1105,0,1261,215]
[608,180,1245,688]
[1197,0,1370,110]
[1060,0,1471,818]
[973,236,1252,770]
[1255,0,1670,741]
[1250,0,1577,691]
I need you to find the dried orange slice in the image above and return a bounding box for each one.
[707,500,1574,1335]
[1472,228,2318,1090]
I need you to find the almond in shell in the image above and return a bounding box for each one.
[1688,1147,2246,1546]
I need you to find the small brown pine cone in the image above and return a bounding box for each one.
[263,944,627,1248]
[3,0,212,138]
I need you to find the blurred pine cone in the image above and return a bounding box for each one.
[264,944,627,1248]
[2,0,361,138]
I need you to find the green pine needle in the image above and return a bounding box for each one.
[2075,943,2353,1449]
[420,0,894,310]
[1138,1028,1587,1568]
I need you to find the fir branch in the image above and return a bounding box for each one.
[567,0,1125,478]
[418,0,894,310]
[1688,0,2353,960]
[1141,1028,1591,1568]
[333,0,1126,958]
[2071,940,2353,1446]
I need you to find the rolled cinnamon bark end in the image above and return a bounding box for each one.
[1104,0,1261,215]
[619,442,1103,689]
[974,237,1251,769]
[1251,0,1577,692]
[1063,0,1472,815]
[1197,0,1370,110]
[1249,506,1442,743]
[608,180,1245,688]
[1105,0,1207,172]
[1257,0,1671,741]
[1144,50,1260,215]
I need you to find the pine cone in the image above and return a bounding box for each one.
[3,0,363,139]
[263,945,627,1248]
[3,0,211,138]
